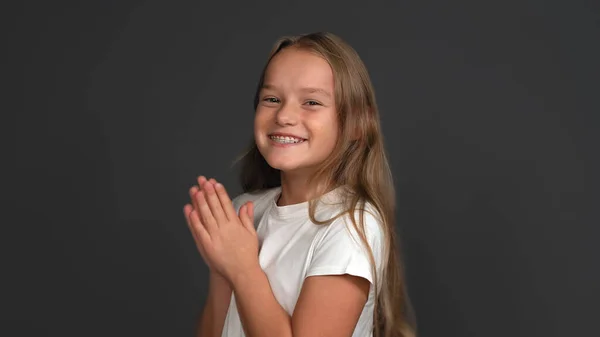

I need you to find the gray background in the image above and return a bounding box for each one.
[5,0,598,336]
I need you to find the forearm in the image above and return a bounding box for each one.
[232,266,293,337]
[197,272,233,337]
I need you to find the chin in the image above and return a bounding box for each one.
[264,156,322,176]
[263,157,299,171]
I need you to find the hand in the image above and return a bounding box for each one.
[184,177,259,285]
[184,176,218,273]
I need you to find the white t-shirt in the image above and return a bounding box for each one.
[221,186,386,337]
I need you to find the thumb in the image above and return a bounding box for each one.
[239,202,255,233]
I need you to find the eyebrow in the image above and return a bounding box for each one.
[261,84,332,98]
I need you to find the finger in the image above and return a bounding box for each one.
[196,187,219,233]
[192,175,208,201]
[184,204,201,242]
[214,182,237,220]
[185,204,212,261]
[192,176,208,198]
[247,202,255,232]
[188,202,212,246]
[189,186,201,211]
[183,203,192,229]
[197,175,208,188]
[190,176,209,208]
[189,186,207,232]
[184,204,212,260]
[202,181,227,223]
[197,176,216,191]
[239,202,255,233]
[248,201,254,222]
[189,185,197,199]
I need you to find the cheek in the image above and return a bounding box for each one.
[316,111,338,132]
[254,109,269,134]
[308,115,339,149]
[324,119,340,149]
[323,130,339,150]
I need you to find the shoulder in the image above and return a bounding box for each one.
[327,201,385,247]
[313,188,385,248]
[308,199,387,288]
[231,186,280,213]
[324,201,387,272]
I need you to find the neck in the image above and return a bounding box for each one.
[277,170,328,206]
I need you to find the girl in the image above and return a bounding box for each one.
[183,32,416,337]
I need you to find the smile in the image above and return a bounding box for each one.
[269,135,306,144]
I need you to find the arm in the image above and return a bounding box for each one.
[196,272,233,337]
[231,267,370,337]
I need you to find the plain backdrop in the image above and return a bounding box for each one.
[5,1,599,336]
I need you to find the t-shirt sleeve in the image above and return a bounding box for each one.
[305,209,385,285]
[231,192,258,214]
[231,194,244,214]
[230,191,263,230]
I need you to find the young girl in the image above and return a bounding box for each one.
[183,32,416,337]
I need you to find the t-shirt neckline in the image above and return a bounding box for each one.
[268,186,345,219]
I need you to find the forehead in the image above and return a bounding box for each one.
[263,48,334,91]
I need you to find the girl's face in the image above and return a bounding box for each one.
[254,47,339,175]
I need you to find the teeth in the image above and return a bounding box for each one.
[269,135,305,144]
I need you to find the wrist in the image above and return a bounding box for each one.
[209,270,232,291]
[209,270,227,281]
[230,264,264,292]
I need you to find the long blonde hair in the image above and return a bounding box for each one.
[236,32,416,337]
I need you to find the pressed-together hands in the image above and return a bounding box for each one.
[183,176,259,285]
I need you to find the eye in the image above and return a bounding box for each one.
[305,100,322,106]
[263,97,280,103]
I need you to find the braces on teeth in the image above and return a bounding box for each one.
[270,136,305,144]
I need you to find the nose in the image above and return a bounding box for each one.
[275,102,298,126]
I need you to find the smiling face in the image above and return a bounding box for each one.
[254,47,339,176]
